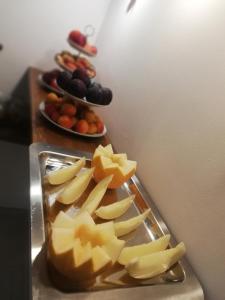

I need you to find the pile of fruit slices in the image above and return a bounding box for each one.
[45,145,186,286]
[56,51,96,78]
[44,93,105,134]
[57,68,113,106]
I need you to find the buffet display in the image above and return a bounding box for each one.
[32,26,203,300]
[38,26,112,138]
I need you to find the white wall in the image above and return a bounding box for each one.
[95,1,225,299]
[0,0,111,96]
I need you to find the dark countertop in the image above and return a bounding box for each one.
[0,141,30,300]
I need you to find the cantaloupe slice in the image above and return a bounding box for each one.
[92,145,137,189]
[118,234,171,265]
[81,175,113,215]
[91,246,112,274]
[95,221,115,243]
[95,195,134,220]
[49,228,76,274]
[57,167,94,205]
[102,237,125,263]
[114,209,150,237]
[126,242,186,279]
[48,210,123,281]
[51,228,74,254]
[72,211,95,227]
[111,153,127,163]
[45,157,85,185]
[73,239,92,268]
[52,211,76,229]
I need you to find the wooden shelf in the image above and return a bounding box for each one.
[28,67,110,153]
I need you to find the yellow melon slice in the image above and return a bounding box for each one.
[49,211,120,281]
[45,157,85,185]
[102,237,125,263]
[126,242,186,279]
[95,221,115,243]
[81,175,113,215]
[114,209,150,237]
[57,167,94,205]
[52,211,76,229]
[49,228,76,273]
[118,234,171,265]
[95,195,134,220]
[72,210,95,224]
[91,246,112,274]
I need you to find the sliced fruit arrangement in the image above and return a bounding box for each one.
[45,145,186,285]
[43,93,105,134]
[41,69,63,94]
[49,211,125,281]
[57,70,113,106]
[125,242,186,279]
[55,51,96,78]
[118,234,171,265]
[91,144,137,189]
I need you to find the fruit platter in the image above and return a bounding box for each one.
[38,69,63,95]
[39,92,106,137]
[30,143,203,300]
[57,70,113,107]
[55,51,96,78]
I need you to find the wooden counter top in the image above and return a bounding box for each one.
[28,67,111,153]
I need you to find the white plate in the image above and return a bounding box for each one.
[60,88,110,108]
[39,101,107,138]
[67,38,96,57]
[38,74,64,96]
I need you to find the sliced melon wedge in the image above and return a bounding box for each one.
[81,175,113,215]
[45,157,85,185]
[102,237,125,263]
[114,209,150,237]
[95,195,134,220]
[91,144,137,189]
[92,246,112,273]
[95,221,115,242]
[118,234,171,265]
[52,211,76,229]
[72,211,95,227]
[111,153,127,163]
[57,168,94,205]
[126,242,186,279]
[51,228,74,254]
[73,239,92,268]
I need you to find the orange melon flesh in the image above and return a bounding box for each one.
[92,145,137,189]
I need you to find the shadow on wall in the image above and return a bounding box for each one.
[127,0,136,13]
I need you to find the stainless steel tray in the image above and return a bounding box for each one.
[30,143,204,300]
